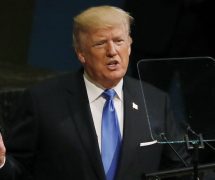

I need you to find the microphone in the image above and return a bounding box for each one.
[160,133,189,167]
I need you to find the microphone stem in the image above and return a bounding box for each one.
[161,133,188,167]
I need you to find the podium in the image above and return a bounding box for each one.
[137,57,215,180]
[144,163,215,179]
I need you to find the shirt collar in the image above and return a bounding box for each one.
[83,72,123,103]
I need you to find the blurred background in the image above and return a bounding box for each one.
[0,0,215,84]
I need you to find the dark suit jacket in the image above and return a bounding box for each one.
[0,70,190,180]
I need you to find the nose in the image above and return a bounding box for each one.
[106,41,117,57]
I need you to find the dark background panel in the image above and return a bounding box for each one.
[0,0,34,65]
[125,0,215,78]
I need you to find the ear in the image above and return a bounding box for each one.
[75,49,85,64]
[128,37,132,55]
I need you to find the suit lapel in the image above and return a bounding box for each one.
[116,77,153,178]
[65,71,105,180]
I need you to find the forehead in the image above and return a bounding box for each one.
[76,23,130,51]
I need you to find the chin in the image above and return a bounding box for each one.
[108,73,124,82]
[115,70,126,78]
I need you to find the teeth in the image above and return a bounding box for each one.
[108,61,117,65]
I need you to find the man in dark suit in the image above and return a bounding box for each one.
[0,5,190,180]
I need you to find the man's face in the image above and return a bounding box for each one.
[76,24,132,88]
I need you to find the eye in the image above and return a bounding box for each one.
[115,39,124,45]
[93,41,106,48]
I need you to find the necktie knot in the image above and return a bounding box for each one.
[102,89,116,101]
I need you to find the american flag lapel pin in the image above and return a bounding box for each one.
[132,102,138,110]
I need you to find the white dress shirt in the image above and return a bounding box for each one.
[83,73,124,151]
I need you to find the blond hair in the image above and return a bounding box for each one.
[73,5,133,50]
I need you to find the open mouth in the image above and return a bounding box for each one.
[107,60,119,70]
[107,60,118,66]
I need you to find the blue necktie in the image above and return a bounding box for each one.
[101,89,121,180]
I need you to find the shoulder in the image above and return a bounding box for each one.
[33,70,81,90]
[124,75,167,98]
[24,70,84,98]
